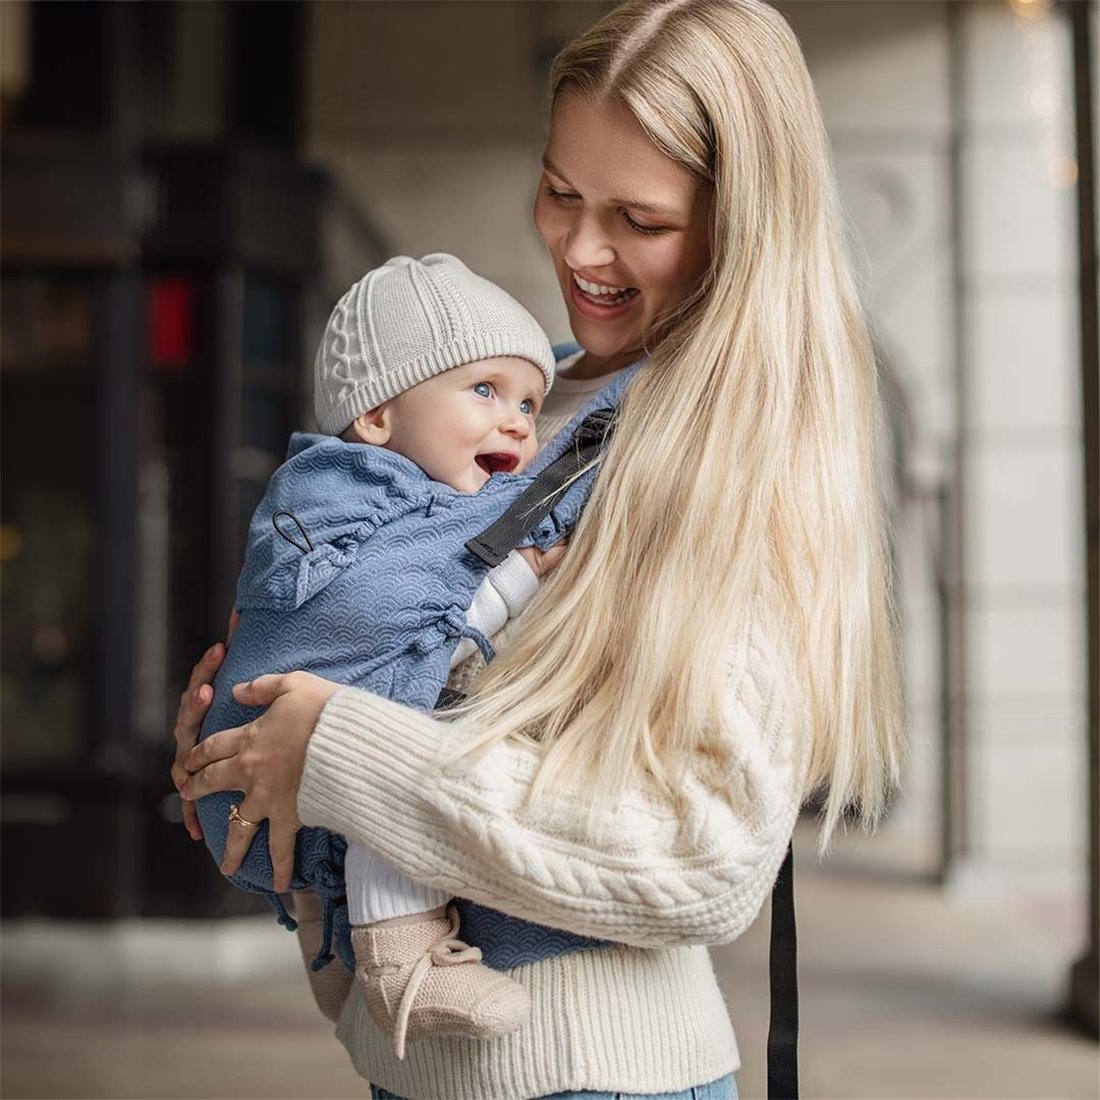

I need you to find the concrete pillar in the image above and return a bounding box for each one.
[1066,0,1099,1039]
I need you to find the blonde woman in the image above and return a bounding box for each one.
[174,0,903,1096]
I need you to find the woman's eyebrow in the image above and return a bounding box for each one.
[612,195,679,219]
[541,154,574,185]
[541,154,680,220]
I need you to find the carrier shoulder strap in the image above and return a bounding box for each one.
[465,407,615,568]
[768,840,799,1099]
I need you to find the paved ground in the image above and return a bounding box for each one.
[2,828,1096,1100]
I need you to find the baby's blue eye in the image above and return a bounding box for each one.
[473,382,492,398]
[520,399,534,415]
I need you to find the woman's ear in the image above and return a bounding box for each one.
[345,405,392,445]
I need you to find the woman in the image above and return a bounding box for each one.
[174,0,903,1096]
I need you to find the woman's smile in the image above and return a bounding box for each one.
[569,270,641,317]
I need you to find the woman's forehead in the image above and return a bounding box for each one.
[544,89,704,211]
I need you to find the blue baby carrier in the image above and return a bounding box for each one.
[196,355,636,974]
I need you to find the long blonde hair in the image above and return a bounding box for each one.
[454,0,903,850]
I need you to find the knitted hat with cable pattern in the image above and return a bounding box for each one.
[314,253,556,436]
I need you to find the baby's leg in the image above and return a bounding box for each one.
[345,843,449,924]
[344,842,529,1059]
[293,889,353,1023]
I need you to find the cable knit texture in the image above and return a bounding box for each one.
[299,601,809,1097]
[314,254,556,436]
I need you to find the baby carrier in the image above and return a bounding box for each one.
[196,357,636,974]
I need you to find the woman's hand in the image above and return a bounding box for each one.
[170,611,240,841]
[171,642,226,841]
[178,671,341,891]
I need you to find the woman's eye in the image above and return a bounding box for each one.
[545,184,580,204]
[622,209,666,236]
[473,382,493,398]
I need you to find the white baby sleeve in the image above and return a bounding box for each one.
[449,551,539,668]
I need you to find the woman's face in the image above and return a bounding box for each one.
[534,89,713,376]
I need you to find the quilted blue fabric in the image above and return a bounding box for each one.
[197,349,638,972]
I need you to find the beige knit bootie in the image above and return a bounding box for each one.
[293,890,353,1023]
[351,904,530,1059]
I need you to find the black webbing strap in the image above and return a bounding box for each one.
[465,408,615,568]
[767,840,799,1099]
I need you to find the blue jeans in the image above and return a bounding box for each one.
[371,1073,737,1099]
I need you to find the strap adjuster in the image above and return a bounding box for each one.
[464,409,615,568]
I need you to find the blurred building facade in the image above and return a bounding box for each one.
[0,0,339,923]
[1,0,1095,1034]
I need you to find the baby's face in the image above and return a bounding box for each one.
[382,356,545,492]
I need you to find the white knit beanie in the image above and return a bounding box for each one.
[314,253,556,436]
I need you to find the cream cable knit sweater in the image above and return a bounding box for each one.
[298,600,809,1099]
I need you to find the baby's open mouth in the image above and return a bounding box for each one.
[475,452,519,476]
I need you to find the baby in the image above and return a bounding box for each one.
[197,254,561,1058]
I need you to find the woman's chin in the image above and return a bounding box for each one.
[565,311,641,366]
[571,331,643,371]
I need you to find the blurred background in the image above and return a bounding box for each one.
[0,1,1097,1097]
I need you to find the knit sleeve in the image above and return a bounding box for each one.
[297,606,808,947]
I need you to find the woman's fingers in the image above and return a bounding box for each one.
[172,681,212,755]
[181,797,203,842]
[230,671,301,709]
[183,722,247,774]
[218,800,295,890]
[268,819,299,894]
[180,749,245,799]
[170,756,192,796]
[169,641,227,841]
[220,797,266,876]
[179,672,337,884]
[188,641,225,693]
[173,643,224,756]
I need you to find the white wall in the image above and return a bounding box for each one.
[782,0,956,874]
[304,1,609,336]
[787,0,1085,895]
[956,1,1085,891]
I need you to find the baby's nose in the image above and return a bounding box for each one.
[502,410,531,436]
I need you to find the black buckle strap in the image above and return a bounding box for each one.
[767,840,799,1099]
[465,408,615,568]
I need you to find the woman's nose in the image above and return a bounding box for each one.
[563,212,615,271]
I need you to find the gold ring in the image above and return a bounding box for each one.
[228,803,260,829]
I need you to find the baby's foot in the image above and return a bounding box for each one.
[352,904,530,1059]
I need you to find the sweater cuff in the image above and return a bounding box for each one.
[488,551,540,617]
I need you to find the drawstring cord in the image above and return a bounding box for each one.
[245,854,345,971]
[266,891,299,932]
[459,622,496,665]
[273,510,314,554]
[309,896,337,972]
[437,609,496,665]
